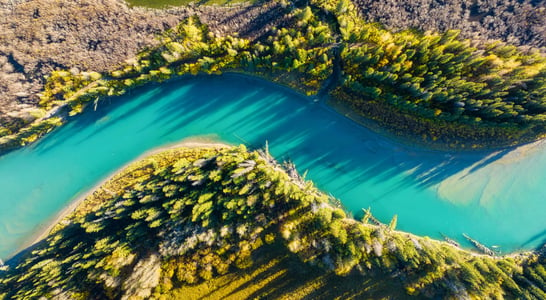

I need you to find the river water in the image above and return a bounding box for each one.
[0,75,544,258]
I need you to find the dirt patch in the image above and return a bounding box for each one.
[0,0,288,134]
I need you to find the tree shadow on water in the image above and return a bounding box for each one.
[34,84,172,155]
[32,75,524,201]
[520,228,546,250]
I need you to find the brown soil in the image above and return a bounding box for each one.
[0,0,288,134]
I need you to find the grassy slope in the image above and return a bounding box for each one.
[1,145,544,299]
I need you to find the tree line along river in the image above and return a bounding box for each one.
[0,75,544,259]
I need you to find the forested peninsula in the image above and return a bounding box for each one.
[1,0,546,151]
[1,145,545,299]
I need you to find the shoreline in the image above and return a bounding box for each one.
[4,69,541,157]
[13,134,537,260]
[8,138,230,261]
[224,71,546,155]
[4,134,537,265]
[325,95,545,153]
[2,77,544,261]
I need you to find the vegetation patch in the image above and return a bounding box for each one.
[2,0,546,152]
[314,0,546,148]
[1,145,544,299]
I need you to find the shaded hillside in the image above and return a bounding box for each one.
[1,145,544,299]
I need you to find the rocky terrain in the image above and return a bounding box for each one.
[353,0,546,48]
[0,0,288,136]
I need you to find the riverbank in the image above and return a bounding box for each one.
[2,144,544,299]
[9,131,539,263]
[1,67,541,158]
[326,95,545,152]
[9,138,230,260]
[0,0,288,143]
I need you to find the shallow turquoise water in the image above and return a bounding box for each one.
[0,75,545,258]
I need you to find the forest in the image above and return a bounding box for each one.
[2,0,546,151]
[314,0,546,147]
[1,145,544,299]
[1,1,545,299]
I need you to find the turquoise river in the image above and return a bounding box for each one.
[0,75,545,259]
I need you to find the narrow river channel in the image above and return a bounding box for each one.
[0,75,544,258]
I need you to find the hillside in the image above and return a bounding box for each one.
[1,0,546,151]
[1,145,544,299]
[0,0,287,139]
